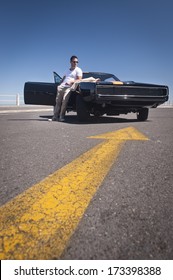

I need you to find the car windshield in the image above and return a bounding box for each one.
[83,72,120,81]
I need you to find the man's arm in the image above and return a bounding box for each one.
[73,68,83,84]
[74,75,82,83]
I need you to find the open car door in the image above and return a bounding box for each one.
[24,72,62,106]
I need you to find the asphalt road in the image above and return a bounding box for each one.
[0,107,173,259]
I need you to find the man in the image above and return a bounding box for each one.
[51,55,83,122]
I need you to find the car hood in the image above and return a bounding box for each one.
[98,81,168,88]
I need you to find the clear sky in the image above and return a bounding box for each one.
[0,0,173,103]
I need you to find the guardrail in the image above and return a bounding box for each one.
[0,94,24,106]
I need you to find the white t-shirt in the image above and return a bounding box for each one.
[62,67,83,87]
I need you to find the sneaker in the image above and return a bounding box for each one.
[48,116,59,121]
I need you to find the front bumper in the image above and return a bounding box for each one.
[95,85,169,106]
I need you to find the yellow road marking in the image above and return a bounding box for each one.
[0,127,148,259]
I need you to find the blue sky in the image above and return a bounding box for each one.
[0,0,173,103]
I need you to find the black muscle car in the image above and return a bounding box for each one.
[24,71,169,121]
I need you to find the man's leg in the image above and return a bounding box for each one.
[59,88,71,120]
[53,86,65,119]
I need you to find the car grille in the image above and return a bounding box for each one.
[96,85,168,97]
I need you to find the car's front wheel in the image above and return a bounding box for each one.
[137,108,149,121]
[76,95,90,121]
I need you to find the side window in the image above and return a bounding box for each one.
[53,72,62,84]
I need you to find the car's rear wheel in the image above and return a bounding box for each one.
[76,95,90,121]
[137,108,149,121]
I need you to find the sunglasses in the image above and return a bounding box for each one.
[72,61,78,63]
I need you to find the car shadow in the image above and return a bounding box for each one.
[8,114,151,124]
[39,114,140,124]
[8,118,49,121]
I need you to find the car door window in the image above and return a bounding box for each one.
[53,72,62,84]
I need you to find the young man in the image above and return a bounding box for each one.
[51,55,83,122]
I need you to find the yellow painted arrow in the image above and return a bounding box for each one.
[0,127,148,259]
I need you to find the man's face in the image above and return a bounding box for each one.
[71,58,78,68]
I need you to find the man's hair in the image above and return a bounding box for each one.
[70,55,78,62]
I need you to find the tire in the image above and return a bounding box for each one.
[76,95,90,121]
[137,108,149,121]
